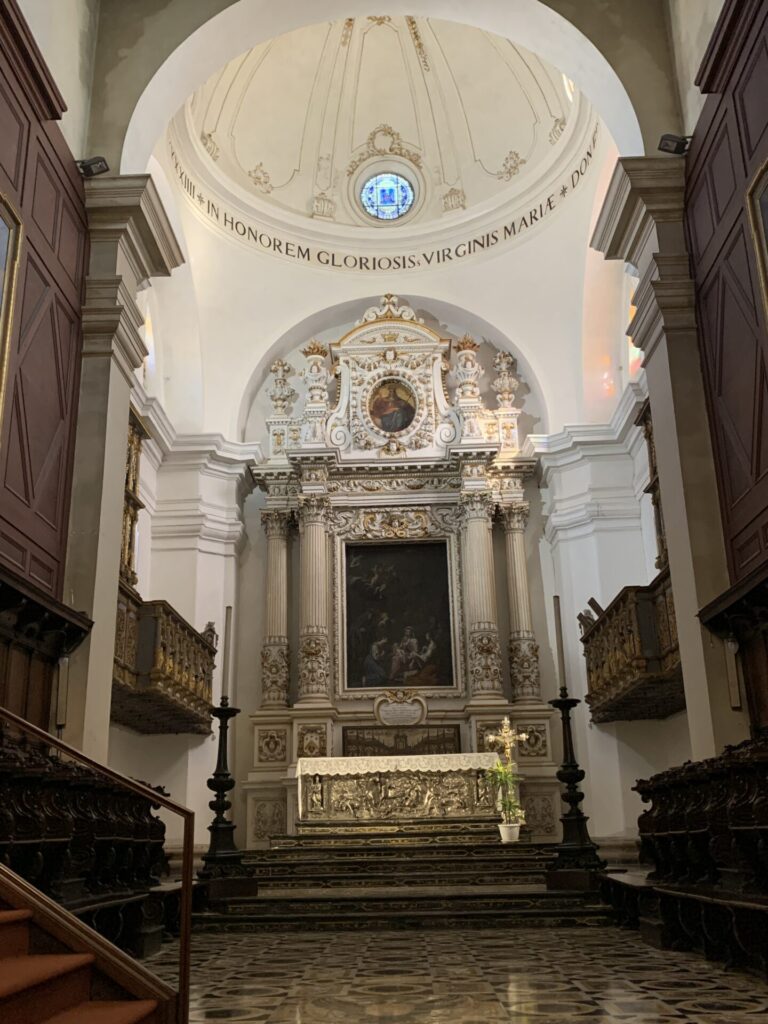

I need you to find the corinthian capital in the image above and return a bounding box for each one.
[298,494,329,529]
[502,502,529,532]
[261,509,291,539]
[459,491,495,523]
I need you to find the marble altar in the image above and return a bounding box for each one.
[297,752,500,823]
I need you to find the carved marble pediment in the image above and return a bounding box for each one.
[326,298,460,459]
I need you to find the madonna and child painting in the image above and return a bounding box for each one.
[368,379,417,433]
[345,541,454,689]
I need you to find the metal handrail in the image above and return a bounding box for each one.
[0,706,193,1024]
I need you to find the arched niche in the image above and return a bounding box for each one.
[238,295,549,444]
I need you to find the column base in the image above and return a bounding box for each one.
[294,694,334,708]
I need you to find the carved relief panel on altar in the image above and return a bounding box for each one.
[345,541,454,689]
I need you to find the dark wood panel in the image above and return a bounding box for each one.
[735,27,768,165]
[0,0,87,600]
[687,3,768,588]
[688,0,768,730]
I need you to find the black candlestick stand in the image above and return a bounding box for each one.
[199,696,243,878]
[547,685,605,890]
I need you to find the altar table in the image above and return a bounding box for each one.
[297,752,500,823]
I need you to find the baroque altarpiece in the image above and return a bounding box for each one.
[244,296,560,845]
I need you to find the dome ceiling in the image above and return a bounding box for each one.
[182,15,590,231]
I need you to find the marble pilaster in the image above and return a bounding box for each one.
[297,495,331,704]
[501,502,541,702]
[460,493,504,700]
[260,510,291,707]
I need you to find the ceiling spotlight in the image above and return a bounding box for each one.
[76,156,110,178]
[658,134,691,156]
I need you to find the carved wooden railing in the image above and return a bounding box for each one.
[0,706,194,1023]
[112,581,214,734]
[581,568,684,722]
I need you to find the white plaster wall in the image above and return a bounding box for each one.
[108,723,194,845]
[666,0,727,135]
[17,0,100,159]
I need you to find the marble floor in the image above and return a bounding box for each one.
[148,928,768,1023]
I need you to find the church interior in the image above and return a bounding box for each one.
[1,0,768,1021]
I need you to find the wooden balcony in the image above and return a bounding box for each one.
[112,581,214,734]
[581,568,685,723]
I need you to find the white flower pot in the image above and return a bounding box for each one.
[498,823,521,843]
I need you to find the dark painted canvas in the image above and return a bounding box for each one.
[345,541,453,688]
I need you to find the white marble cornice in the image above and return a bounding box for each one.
[130,382,176,455]
[542,496,642,544]
[151,497,247,554]
[524,379,648,475]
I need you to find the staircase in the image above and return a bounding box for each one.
[0,866,176,1024]
[196,825,611,931]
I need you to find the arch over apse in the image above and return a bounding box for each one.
[236,295,551,442]
[117,0,653,175]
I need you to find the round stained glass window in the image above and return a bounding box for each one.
[360,172,414,221]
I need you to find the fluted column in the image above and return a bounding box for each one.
[502,503,540,702]
[260,510,291,707]
[461,494,503,698]
[297,496,331,704]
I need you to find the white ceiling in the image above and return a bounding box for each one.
[183,16,586,232]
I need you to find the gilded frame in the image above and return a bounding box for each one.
[747,157,768,325]
[0,192,23,429]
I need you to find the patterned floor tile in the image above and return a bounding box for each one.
[148,927,768,1022]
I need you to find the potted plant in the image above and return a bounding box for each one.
[487,759,525,843]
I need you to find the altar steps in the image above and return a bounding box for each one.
[193,889,610,932]
[244,852,551,890]
[194,833,612,931]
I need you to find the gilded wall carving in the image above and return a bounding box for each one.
[521,790,558,836]
[509,636,541,701]
[298,632,331,698]
[468,629,503,693]
[517,724,548,758]
[257,728,288,763]
[251,799,287,842]
[261,639,290,706]
[297,725,328,758]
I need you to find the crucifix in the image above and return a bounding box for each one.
[486,717,527,764]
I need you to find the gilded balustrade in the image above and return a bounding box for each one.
[112,589,215,734]
[581,569,684,722]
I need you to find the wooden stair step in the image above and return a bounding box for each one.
[0,910,32,957]
[0,953,94,999]
[0,910,33,924]
[0,953,94,1024]
[40,1000,159,1023]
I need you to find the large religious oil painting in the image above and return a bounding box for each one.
[345,541,454,689]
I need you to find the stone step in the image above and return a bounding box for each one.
[193,890,612,931]
[258,882,546,898]
[268,830,541,849]
[251,842,555,859]
[253,869,548,886]
[248,852,552,871]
